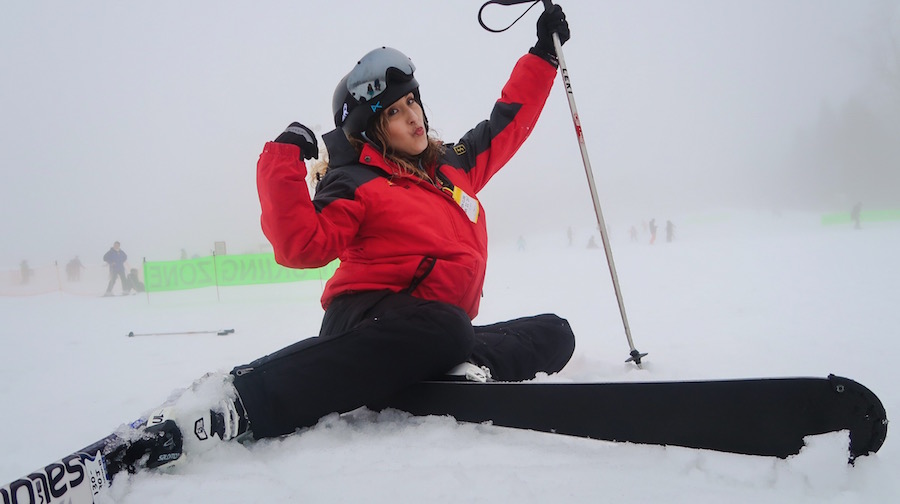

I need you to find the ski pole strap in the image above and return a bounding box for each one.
[477,0,543,33]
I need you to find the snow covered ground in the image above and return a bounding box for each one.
[1,211,897,503]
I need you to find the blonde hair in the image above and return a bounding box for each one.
[308,153,329,190]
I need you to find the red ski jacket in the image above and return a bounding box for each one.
[257,53,556,319]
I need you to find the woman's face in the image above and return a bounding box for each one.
[382,92,428,156]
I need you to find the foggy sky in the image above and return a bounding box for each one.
[0,0,891,267]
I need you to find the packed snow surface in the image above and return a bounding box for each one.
[1,212,897,503]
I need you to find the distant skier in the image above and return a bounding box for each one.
[19,260,33,284]
[129,7,577,470]
[103,241,127,296]
[851,203,862,230]
[649,219,658,245]
[666,220,675,242]
[66,256,85,282]
[124,268,145,293]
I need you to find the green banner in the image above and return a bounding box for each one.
[143,254,338,292]
[821,209,900,226]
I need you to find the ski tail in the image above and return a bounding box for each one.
[829,374,888,459]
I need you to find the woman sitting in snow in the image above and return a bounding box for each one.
[136,5,575,467]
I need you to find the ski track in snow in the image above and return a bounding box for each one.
[2,211,898,503]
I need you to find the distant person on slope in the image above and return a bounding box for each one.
[131,6,576,469]
[851,202,862,230]
[103,241,127,296]
[19,260,33,284]
[66,255,85,282]
[124,268,145,293]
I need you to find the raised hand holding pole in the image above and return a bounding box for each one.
[479,0,647,365]
[541,0,646,366]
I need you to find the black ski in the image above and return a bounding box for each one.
[2,374,887,503]
[376,374,888,460]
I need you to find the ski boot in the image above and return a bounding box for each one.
[117,372,251,470]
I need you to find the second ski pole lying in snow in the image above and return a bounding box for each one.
[127,329,235,337]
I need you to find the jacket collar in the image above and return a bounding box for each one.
[322,128,358,168]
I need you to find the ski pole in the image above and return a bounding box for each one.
[479,0,647,366]
[127,329,235,337]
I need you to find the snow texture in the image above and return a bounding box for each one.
[1,211,897,503]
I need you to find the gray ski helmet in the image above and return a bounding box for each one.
[332,47,422,137]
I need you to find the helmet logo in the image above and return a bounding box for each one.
[341,103,349,122]
[370,101,382,113]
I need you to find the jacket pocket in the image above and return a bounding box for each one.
[409,257,477,308]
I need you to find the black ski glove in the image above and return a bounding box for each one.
[274,122,318,160]
[531,4,570,65]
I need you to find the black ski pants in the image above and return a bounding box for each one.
[231,290,575,439]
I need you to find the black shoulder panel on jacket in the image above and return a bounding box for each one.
[312,165,383,213]
[442,102,523,172]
